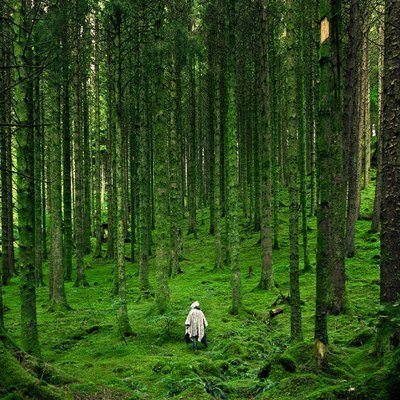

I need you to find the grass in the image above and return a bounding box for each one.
[1,180,396,399]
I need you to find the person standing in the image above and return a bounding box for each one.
[185,301,208,351]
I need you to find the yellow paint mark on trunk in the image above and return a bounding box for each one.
[321,17,330,43]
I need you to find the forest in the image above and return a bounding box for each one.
[0,0,399,399]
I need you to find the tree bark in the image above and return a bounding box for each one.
[14,0,40,356]
[380,0,400,305]
[73,0,89,288]
[258,0,274,290]
[315,0,345,366]
[287,0,303,341]
[371,19,384,233]
[344,0,361,258]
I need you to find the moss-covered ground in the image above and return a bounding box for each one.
[1,181,398,399]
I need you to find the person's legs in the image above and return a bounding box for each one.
[201,335,208,348]
[192,336,197,351]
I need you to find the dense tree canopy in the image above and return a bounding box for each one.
[0,0,399,398]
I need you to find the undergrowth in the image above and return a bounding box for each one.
[1,180,396,399]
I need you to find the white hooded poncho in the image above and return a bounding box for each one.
[185,301,208,341]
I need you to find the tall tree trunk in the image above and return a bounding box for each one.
[14,0,40,356]
[73,0,89,287]
[344,0,361,258]
[361,6,371,189]
[154,6,170,314]
[288,0,302,341]
[227,0,241,315]
[371,19,384,233]
[206,6,216,236]
[113,7,132,336]
[187,46,197,236]
[138,40,150,296]
[380,0,400,306]
[1,0,14,285]
[315,0,345,366]
[106,36,115,260]
[169,24,183,277]
[93,7,102,258]
[258,0,274,290]
[61,0,73,280]
[34,61,44,287]
[296,0,310,273]
[49,82,70,311]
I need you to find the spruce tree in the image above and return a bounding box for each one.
[14,0,40,356]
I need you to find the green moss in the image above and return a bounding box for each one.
[1,176,393,399]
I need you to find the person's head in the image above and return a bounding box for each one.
[191,301,200,310]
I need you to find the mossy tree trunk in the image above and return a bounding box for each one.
[227,0,241,315]
[315,0,346,366]
[287,0,302,341]
[33,59,44,287]
[187,33,197,236]
[269,13,280,251]
[61,0,73,281]
[295,0,310,273]
[93,6,103,259]
[380,0,400,307]
[361,5,371,190]
[371,17,384,233]
[154,4,170,314]
[0,0,8,315]
[73,0,89,288]
[111,3,133,336]
[305,0,318,218]
[138,18,151,297]
[49,68,70,311]
[169,8,185,277]
[1,0,15,285]
[206,3,216,237]
[14,0,40,356]
[344,0,361,258]
[257,0,274,290]
[106,41,115,261]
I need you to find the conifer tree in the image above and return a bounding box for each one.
[380,0,400,307]
[257,0,274,290]
[14,0,40,355]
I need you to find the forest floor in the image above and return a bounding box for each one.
[1,181,397,399]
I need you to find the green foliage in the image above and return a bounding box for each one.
[2,176,396,399]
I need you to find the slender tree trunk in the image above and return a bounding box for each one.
[187,47,197,236]
[380,0,400,306]
[296,1,310,273]
[169,26,183,277]
[138,40,150,296]
[73,0,89,287]
[362,6,371,189]
[49,82,70,311]
[253,51,261,233]
[94,9,102,258]
[34,62,44,287]
[344,0,361,258]
[61,0,73,280]
[1,2,14,284]
[258,0,274,290]
[206,7,216,236]
[106,37,115,260]
[371,19,384,233]
[113,8,132,336]
[154,6,170,314]
[270,30,280,250]
[227,0,241,315]
[14,0,40,356]
[315,0,345,367]
[288,0,302,340]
